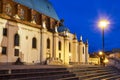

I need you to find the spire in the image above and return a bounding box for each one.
[73,33,77,40]
[80,35,82,42]
[86,39,88,45]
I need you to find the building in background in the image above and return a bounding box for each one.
[0,0,89,64]
[106,49,120,59]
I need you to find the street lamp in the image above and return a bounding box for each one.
[98,19,110,66]
[98,19,110,52]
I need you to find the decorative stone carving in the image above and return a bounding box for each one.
[55,26,58,32]
[42,21,46,28]
[19,8,24,20]
[31,15,37,24]
[5,4,12,16]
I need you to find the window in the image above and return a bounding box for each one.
[69,43,71,52]
[2,47,7,55]
[3,28,7,36]
[83,47,84,54]
[14,49,19,56]
[5,4,12,16]
[47,38,50,49]
[58,41,61,50]
[59,53,61,59]
[14,33,20,46]
[19,8,24,20]
[32,37,37,48]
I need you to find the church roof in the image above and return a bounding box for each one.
[13,0,59,20]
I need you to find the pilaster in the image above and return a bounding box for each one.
[64,36,69,64]
[40,28,47,63]
[53,32,58,58]
[72,39,78,62]
[79,41,83,62]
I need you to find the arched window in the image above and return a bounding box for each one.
[83,47,84,54]
[69,43,71,52]
[58,41,61,50]
[47,38,50,49]
[14,33,20,46]
[32,37,37,48]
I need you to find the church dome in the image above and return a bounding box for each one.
[14,0,59,20]
[57,25,70,33]
[57,19,70,32]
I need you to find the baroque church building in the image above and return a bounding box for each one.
[0,0,89,64]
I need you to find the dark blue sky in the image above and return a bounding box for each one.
[50,0,120,53]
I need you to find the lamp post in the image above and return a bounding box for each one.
[98,19,110,66]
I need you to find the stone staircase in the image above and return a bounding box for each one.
[0,66,78,80]
[66,65,120,80]
[0,65,120,80]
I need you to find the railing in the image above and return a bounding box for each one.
[107,57,120,69]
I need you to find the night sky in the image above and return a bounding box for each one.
[50,0,120,53]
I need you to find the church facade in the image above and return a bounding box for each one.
[0,0,89,64]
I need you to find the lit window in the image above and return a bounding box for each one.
[14,33,20,46]
[2,47,7,55]
[47,38,50,49]
[32,37,37,48]
[14,49,19,56]
[3,28,7,36]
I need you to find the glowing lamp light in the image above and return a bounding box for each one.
[98,19,110,29]
[103,58,109,63]
[99,51,103,55]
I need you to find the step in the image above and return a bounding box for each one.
[11,68,67,74]
[73,69,114,75]
[78,71,117,79]
[69,67,113,72]
[56,76,79,80]
[10,73,76,80]
[102,74,120,80]
[0,70,70,79]
[0,70,8,74]
[84,73,119,80]
[75,69,116,76]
